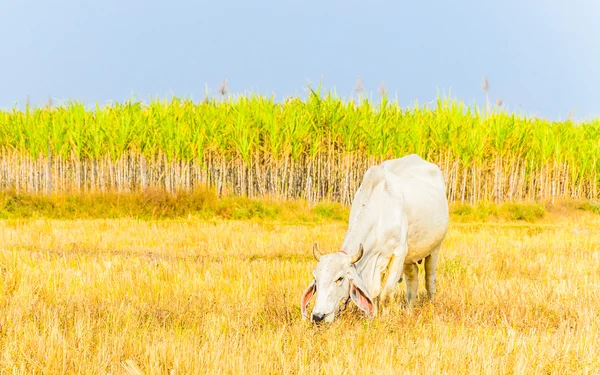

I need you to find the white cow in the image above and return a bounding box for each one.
[301,154,449,322]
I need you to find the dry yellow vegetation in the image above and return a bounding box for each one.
[1,213,599,374]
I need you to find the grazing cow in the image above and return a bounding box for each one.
[301,154,449,322]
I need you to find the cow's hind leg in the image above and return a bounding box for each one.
[403,262,419,308]
[424,246,440,301]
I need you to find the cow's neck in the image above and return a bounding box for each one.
[341,208,376,257]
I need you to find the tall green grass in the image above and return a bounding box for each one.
[0,91,598,203]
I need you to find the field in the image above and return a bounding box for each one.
[1,203,599,374]
[1,92,599,373]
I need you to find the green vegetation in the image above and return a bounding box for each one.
[0,190,349,222]
[0,92,599,204]
[582,201,600,214]
[450,202,546,222]
[1,190,597,222]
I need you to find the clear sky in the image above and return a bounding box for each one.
[1,0,598,121]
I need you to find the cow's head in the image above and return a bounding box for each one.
[301,243,375,322]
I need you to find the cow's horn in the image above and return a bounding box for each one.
[313,243,322,261]
[350,243,364,264]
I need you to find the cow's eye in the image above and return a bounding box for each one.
[335,276,344,284]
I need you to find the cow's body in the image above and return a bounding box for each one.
[342,154,449,301]
[301,154,449,322]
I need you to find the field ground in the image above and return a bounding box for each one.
[1,207,599,374]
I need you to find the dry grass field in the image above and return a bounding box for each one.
[1,211,599,374]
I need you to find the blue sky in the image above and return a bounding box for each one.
[1,0,598,121]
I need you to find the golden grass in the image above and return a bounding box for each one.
[1,214,599,374]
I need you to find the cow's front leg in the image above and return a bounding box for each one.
[380,254,405,304]
[403,262,419,308]
[380,219,408,305]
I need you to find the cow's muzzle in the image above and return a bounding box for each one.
[311,313,326,322]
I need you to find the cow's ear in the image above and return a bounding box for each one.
[350,282,375,318]
[348,271,375,318]
[300,280,316,320]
